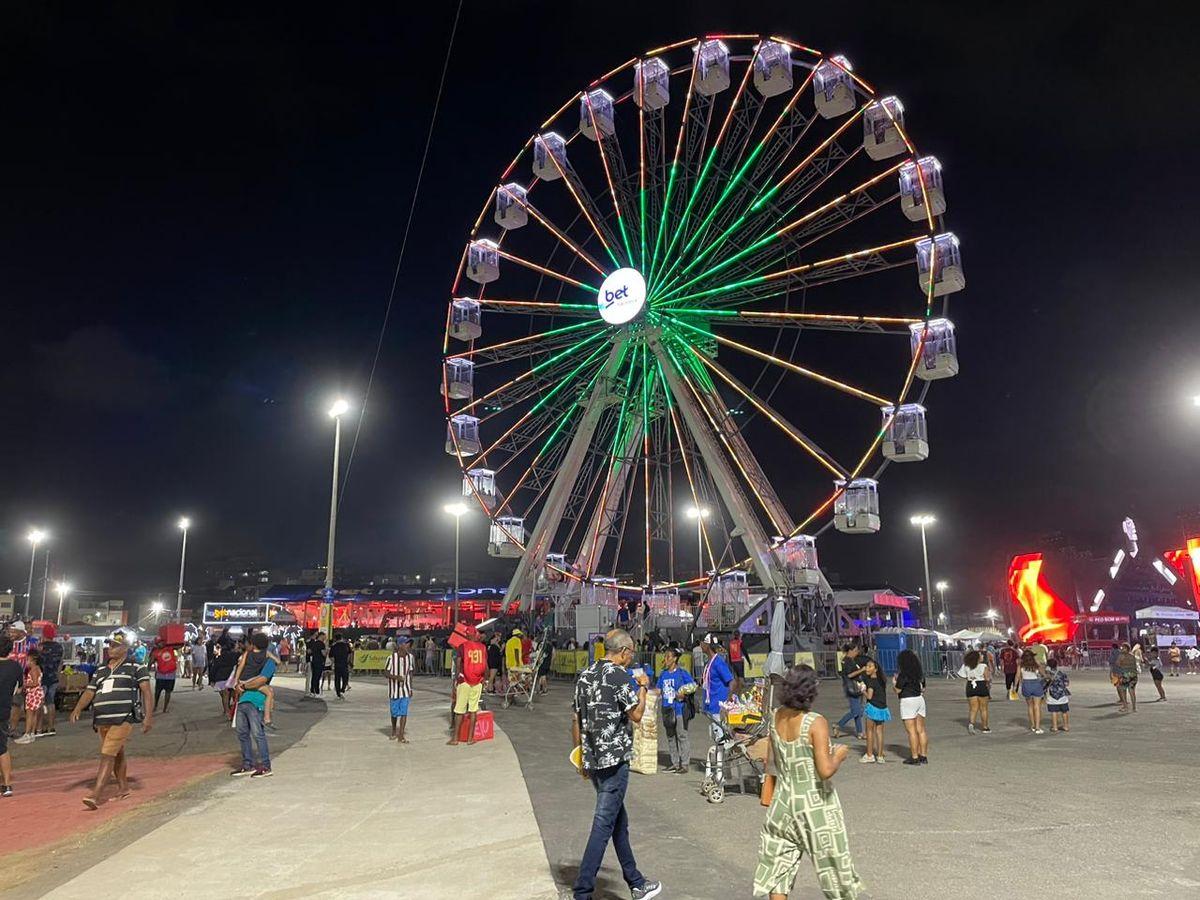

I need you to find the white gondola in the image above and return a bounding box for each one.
[449,298,482,341]
[466,239,500,285]
[779,535,820,586]
[916,232,964,296]
[899,156,946,222]
[909,319,959,381]
[441,357,474,400]
[583,577,619,608]
[813,55,855,119]
[532,131,568,181]
[695,40,730,96]
[445,414,481,456]
[494,182,528,230]
[544,552,568,583]
[634,57,670,110]
[864,96,906,160]
[579,89,615,141]
[753,40,792,98]
[488,516,525,558]
[834,478,880,534]
[463,467,497,503]
[881,403,929,461]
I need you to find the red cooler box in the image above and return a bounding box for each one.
[158,623,187,648]
[457,710,494,743]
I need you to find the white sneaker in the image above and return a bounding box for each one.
[1034,728,1045,735]
[967,723,976,734]
[860,753,876,763]
[875,755,887,764]
[13,734,35,745]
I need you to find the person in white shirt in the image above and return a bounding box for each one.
[957,649,992,734]
[1186,646,1200,674]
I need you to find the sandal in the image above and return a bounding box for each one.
[82,797,100,810]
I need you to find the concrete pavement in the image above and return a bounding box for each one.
[39,674,558,900]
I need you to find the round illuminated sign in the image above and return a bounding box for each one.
[597,267,646,325]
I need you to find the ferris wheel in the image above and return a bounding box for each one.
[441,34,963,611]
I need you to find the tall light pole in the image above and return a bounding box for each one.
[25,529,47,620]
[175,517,191,620]
[686,505,710,579]
[323,399,350,638]
[55,581,71,626]
[910,514,936,627]
[985,608,999,633]
[444,502,468,627]
[935,580,949,623]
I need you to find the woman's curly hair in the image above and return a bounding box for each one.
[779,664,820,711]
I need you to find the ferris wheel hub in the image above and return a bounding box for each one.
[597,267,646,325]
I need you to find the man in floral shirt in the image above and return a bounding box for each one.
[571,629,662,900]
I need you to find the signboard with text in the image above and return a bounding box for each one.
[202,602,282,626]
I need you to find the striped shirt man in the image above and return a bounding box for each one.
[86,660,151,726]
[385,650,413,700]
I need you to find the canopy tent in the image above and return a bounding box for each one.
[1135,605,1199,621]
[949,628,1006,643]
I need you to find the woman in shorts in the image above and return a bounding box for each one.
[957,649,992,734]
[1018,648,1048,733]
[893,650,928,765]
[1146,649,1166,701]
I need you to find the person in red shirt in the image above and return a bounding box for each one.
[728,631,745,694]
[999,640,1020,694]
[151,641,179,714]
[449,628,488,746]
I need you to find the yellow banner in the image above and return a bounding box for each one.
[353,649,392,671]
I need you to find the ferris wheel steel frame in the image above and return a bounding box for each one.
[442,34,960,614]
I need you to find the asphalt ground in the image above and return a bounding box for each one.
[491,669,1200,899]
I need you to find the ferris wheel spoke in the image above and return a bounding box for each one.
[668,315,890,406]
[671,309,919,336]
[656,109,869,299]
[583,94,638,265]
[638,98,668,273]
[473,298,597,318]
[461,319,603,366]
[493,248,601,292]
[453,328,609,419]
[686,343,849,478]
[656,160,905,302]
[648,50,712,287]
[652,57,760,293]
[652,68,818,294]
[508,193,610,278]
[659,236,921,309]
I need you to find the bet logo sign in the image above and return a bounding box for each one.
[597,268,646,325]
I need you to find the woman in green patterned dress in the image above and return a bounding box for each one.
[754,665,863,899]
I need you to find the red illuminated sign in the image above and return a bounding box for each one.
[1008,553,1078,643]
[1163,536,1200,605]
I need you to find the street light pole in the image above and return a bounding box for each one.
[910,514,936,627]
[56,582,71,626]
[40,547,51,621]
[936,580,949,624]
[175,518,191,620]
[444,503,468,627]
[25,530,45,620]
[324,399,350,638]
[686,506,710,580]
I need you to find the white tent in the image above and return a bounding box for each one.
[949,628,1006,643]
[1135,605,1199,621]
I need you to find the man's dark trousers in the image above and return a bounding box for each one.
[573,761,645,900]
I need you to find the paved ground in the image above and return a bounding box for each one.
[24,674,556,900]
[2,679,326,896]
[494,669,1200,899]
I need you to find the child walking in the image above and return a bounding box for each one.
[1046,658,1071,731]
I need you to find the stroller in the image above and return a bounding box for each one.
[701,711,770,804]
[498,638,546,709]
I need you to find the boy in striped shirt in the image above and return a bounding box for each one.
[386,637,414,743]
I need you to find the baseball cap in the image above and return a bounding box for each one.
[396,636,412,645]
[107,629,132,646]
[512,628,524,636]
[42,623,57,639]
[10,620,26,632]
[702,633,721,646]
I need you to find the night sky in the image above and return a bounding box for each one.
[4,3,1199,615]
